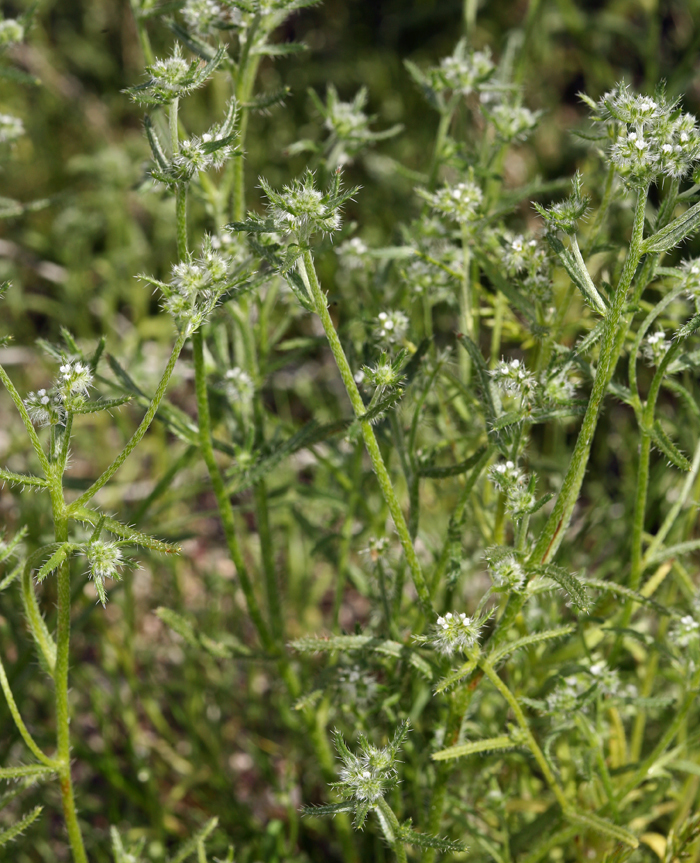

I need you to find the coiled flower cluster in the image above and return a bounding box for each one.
[588,85,700,184]
[418,179,482,225]
[25,361,94,426]
[431,611,482,656]
[429,39,495,97]
[488,461,537,519]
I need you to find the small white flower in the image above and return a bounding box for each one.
[374,310,409,345]
[0,113,24,145]
[431,611,482,656]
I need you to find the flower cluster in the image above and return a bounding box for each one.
[428,39,495,97]
[336,237,370,270]
[374,310,409,345]
[680,258,700,298]
[127,44,225,106]
[431,611,482,656]
[670,615,700,649]
[0,17,24,47]
[25,361,94,426]
[544,675,588,718]
[500,233,551,300]
[143,236,238,334]
[181,0,232,35]
[85,541,124,607]
[491,358,536,400]
[488,461,537,519]
[0,113,24,145]
[223,367,254,405]
[643,330,671,366]
[257,169,358,243]
[336,665,379,710]
[331,722,408,819]
[543,370,577,405]
[418,179,482,225]
[487,103,541,143]
[488,552,526,593]
[587,84,700,183]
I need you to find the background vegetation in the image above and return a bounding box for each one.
[2,1,700,861]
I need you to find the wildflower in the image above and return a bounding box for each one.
[336,237,369,270]
[500,232,552,301]
[543,370,577,405]
[586,84,700,184]
[587,662,621,697]
[0,18,24,47]
[224,367,254,404]
[431,611,482,656]
[488,460,522,490]
[330,721,409,827]
[0,113,24,145]
[680,258,700,298]
[488,553,525,592]
[418,179,482,225]
[670,615,700,649]
[488,103,541,143]
[544,675,588,717]
[58,362,93,397]
[488,461,537,519]
[643,330,670,366]
[85,541,124,607]
[257,169,358,244]
[429,39,495,97]
[25,388,64,427]
[336,665,378,709]
[374,310,409,345]
[182,0,229,35]
[533,172,590,236]
[127,44,225,106]
[491,358,536,399]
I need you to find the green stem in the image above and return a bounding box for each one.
[176,185,188,262]
[460,225,473,383]
[529,183,649,569]
[0,656,56,767]
[51,479,88,863]
[191,329,274,653]
[376,797,408,863]
[476,654,569,812]
[69,331,188,511]
[0,364,51,477]
[298,250,433,617]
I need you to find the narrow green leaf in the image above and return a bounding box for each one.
[489,625,576,665]
[644,538,700,567]
[168,817,218,863]
[0,468,48,489]
[535,564,591,613]
[648,421,691,471]
[584,578,671,615]
[0,805,43,847]
[565,810,638,848]
[301,802,354,818]
[398,823,467,852]
[291,635,433,679]
[433,658,478,694]
[456,333,501,425]
[71,506,181,555]
[71,396,133,415]
[0,526,28,564]
[156,607,254,659]
[432,735,516,761]
[641,198,700,253]
[0,765,55,781]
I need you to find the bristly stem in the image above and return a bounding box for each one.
[0,363,51,477]
[298,249,434,617]
[529,182,650,569]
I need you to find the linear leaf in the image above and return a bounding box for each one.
[641,198,700,253]
[433,658,478,694]
[545,234,607,314]
[489,625,576,665]
[301,802,355,818]
[584,578,671,616]
[649,421,691,471]
[70,396,132,415]
[566,810,638,848]
[644,539,700,567]
[71,507,180,555]
[0,526,28,564]
[419,445,489,479]
[0,805,43,847]
[535,564,591,613]
[432,735,516,761]
[168,817,218,863]
[156,607,254,659]
[0,765,55,781]
[456,333,501,426]
[291,635,433,680]
[0,469,48,489]
[398,823,467,852]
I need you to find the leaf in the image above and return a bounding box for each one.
[648,421,691,471]
[35,544,73,583]
[252,42,307,57]
[488,625,576,666]
[397,822,467,852]
[641,198,700,254]
[584,578,672,616]
[0,468,48,489]
[71,506,181,555]
[291,635,433,680]
[144,114,169,172]
[535,564,591,613]
[70,396,133,415]
[419,445,489,479]
[644,539,700,567]
[301,802,355,818]
[0,806,43,847]
[545,234,607,314]
[155,607,254,659]
[0,526,28,564]
[168,817,218,863]
[243,86,291,112]
[432,735,517,761]
[566,810,638,848]
[456,333,501,427]
[433,658,478,695]
[403,59,441,111]
[0,765,55,781]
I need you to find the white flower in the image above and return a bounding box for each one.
[374,310,409,345]
[0,18,24,46]
[431,611,482,656]
[491,358,536,398]
[224,367,254,404]
[489,554,525,592]
[418,180,482,225]
[643,330,670,366]
[0,113,24,145]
